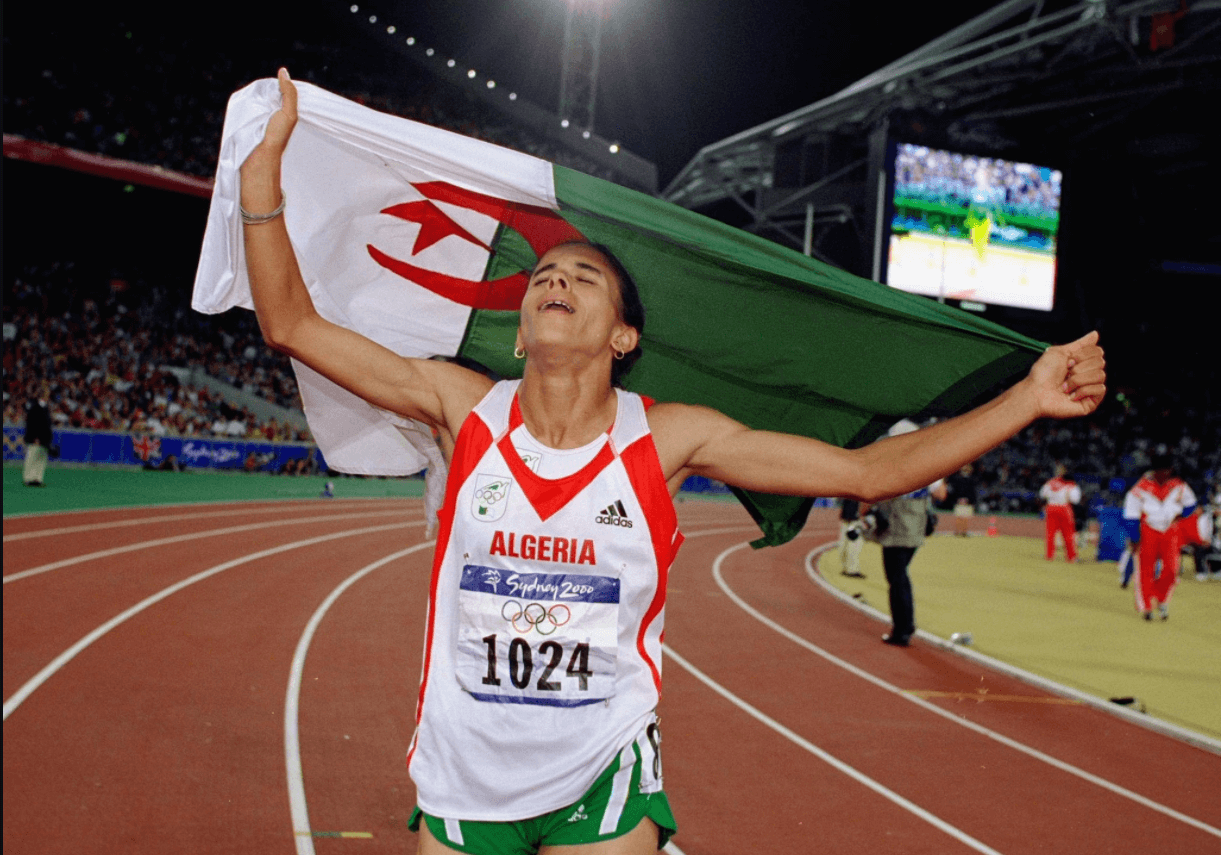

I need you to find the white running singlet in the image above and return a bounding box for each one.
[407,380,683,821]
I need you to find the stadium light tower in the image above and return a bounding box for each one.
[558,0,604,134]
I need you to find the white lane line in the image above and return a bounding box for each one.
[663,645,1004,855]
[2,494,417,523]
[711,539,1221,840]
[3,499,408,542]
[286,542,435,855]
[2,521,423,722]
[3,509,421,584]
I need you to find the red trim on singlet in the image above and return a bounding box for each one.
[1133,476,1187,503]
[1042,477,1077,506]
[498,392,616,522]
[621,434,684,694]
[407,413,495,767]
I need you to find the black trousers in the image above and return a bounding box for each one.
[882,545,919,639]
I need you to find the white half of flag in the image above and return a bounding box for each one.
[192,77,554,476]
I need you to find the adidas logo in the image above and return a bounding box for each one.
[567,804,589,823]
[596,500,634,528]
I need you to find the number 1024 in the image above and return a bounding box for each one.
[481,634,593,692]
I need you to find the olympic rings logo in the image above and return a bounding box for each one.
[476,482,508,505]
[501,600,571,635]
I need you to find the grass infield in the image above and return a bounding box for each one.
[3,463,425,516]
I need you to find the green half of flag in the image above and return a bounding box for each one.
[458,165,1045,547]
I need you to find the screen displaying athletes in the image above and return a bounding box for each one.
[885,142,1063,312]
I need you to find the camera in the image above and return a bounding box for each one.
[845,510,888,541]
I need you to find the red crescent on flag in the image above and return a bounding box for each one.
[366,181,586,310]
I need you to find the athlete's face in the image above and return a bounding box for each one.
[516,244,638,361]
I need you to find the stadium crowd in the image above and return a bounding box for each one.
[965,398,1219,517]
[4,261,308,444]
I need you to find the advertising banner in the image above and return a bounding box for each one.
[3,426,329,474]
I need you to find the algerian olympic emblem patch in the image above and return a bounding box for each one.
[471,474,513,522]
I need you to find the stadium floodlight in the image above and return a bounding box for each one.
[407,37,415,45]
[368,15,377,23]
[509,92,518,100]
[387,26,396,34]
[582,130,591,139]
[447,59,456,67]
[487,80,496,89]
[561,119,570,128]
[468,69,477,78]
[350,4,358,12]
[426,48,435,56]
[609,144,619,154]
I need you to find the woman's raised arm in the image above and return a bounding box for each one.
[239,69,492,437]
[650,332,1106,502]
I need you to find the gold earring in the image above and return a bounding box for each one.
[514,345,526,359]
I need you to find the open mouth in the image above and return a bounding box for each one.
[540,300,575,314]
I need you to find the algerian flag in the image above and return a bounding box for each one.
[193,78,1044,546]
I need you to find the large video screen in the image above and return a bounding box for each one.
[885,142,1063,312]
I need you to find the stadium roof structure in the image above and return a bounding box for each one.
[662,0,1221,282]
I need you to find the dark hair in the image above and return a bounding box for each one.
[545,240,645,387]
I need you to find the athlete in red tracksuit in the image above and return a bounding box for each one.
[1122,456,1197,620]
[1039,465,1081,561]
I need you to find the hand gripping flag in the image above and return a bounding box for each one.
[193,78,1045,546]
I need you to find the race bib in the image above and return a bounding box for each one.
[456,565,619,706]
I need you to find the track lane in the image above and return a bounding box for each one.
[1,498,406,541]
[2,510,423,699]
[799,541,1221,825]
[288,543,435,853]
[668,521,1221,853]
[2,523,430,855]
[6,500,1219,855]
[661,527,1002,854]
[2,504,420,583]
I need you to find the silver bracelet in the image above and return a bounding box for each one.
[240,191,286,225]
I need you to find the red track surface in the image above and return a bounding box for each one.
[5,499,1220,854]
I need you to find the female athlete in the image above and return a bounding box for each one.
[240,69,1106,855]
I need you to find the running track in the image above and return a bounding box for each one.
[4,498,1219,854]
